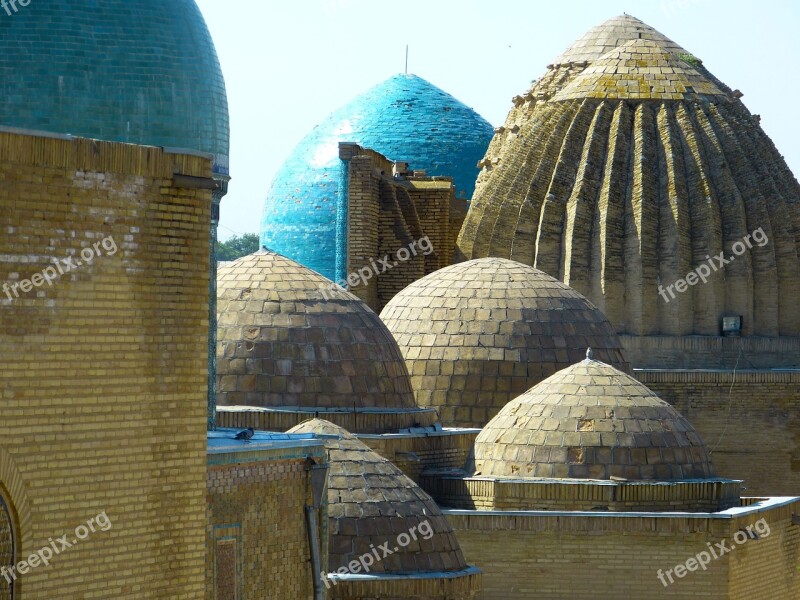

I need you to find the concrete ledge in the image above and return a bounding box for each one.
[327,565,481,582]
[440,495,799,520]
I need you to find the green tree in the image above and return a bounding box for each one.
[217,233,260,262]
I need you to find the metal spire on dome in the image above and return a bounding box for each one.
[586,347,594,360]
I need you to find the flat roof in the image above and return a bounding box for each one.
[207,428,324,455]
[441,496,800,520]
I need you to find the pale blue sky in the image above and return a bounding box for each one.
[194,0,800,241]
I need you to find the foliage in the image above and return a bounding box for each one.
[677,53,703,68]
[217,233,260,262]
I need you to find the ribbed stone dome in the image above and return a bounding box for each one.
[216,250,416,409]
[457,15,800,342]
[380,258,629,428]
[260,73,493,280]
[474,357,715,481]
[0,0,229,175]
[287,419,468,574]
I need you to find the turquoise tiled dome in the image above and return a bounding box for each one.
[0,0,229,175]
[260,73,493,281]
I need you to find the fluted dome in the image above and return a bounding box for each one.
[474,357,715,481]
[458,15,800,345]
[0,0,229,175]
[260,73,493,280]
[216,250,416,410]
[287,419,468,574]
[380,258,629,428]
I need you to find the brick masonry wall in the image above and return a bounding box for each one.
[345,145,459,313]
[360,431,479,483]
[407,180,454,273]
[345,152,381,308]
[728,502,800,599]
[638,370,800,496]
[215,406,438,436]
[206,446,325,600]
[376,180,426,309]
[424,477,740,512]
[622,335,800,369]
[448,196,468,266]
[0,131,210,598]
[328,570,482,600]
[446,500,800,599]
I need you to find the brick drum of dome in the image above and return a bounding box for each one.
[380,257,629,428]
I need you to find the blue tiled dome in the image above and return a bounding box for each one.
[260,73,493,281]
[0,0,229,175]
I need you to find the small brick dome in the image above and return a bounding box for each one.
[287,419,468,574]
[216,250,416,410]
[473,355,716,481]
[380,257,629,428]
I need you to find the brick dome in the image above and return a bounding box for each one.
[287,419,468,575]
[379,257,629,428]
[216,250,416,410]
[473,355,715,481]
[457,14,800,351]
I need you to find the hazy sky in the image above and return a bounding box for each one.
[194,0,800,241]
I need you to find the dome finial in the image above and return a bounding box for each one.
[586,347,594,360]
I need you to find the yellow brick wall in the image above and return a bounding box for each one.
[0,131,210,598]
[406,180,453,273]
[728,502,800,599]
[345,151,381,309]
[423,477,740,513]
[447,504,800,600]
[360,431,478,484]
[206,447,325,600]
[328,570,482,600]
[638,370,800,496]
[343,144,458,313]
